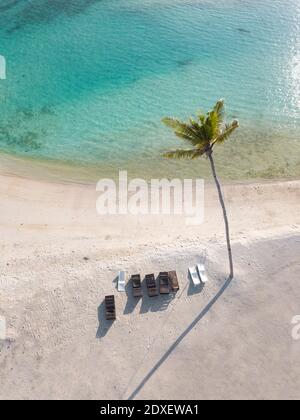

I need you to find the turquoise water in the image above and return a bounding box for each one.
[0,0,299,180]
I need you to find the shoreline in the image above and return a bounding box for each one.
[0,150,299,187]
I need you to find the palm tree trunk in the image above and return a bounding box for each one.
[207,151,234,279]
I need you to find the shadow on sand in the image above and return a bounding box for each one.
[123,279,141,315]
[96,301,114,339]
[140,292,175,314]
[98,271,206,337]
[124,277,178,315]
[187,275,204,296]
[126,274,233,400]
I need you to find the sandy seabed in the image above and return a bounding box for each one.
[0,170,299,400]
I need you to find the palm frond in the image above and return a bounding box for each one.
[213,99,225,126]
[162,117,208,147]
[162,100,239,159]
[204,99,225,141]
[162,117,186,131]
[163,147,205,160]
[212,120,239,146]
[197,113,206,125]
[189,118,201,130]
[205,111,218,139]
[189,118,210,146]
[192,147,207,158]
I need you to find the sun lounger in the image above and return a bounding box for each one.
[189,266,201,286]
[131,274,143,297]
[117,271,126,292]
[169,270,179,292]
[158,272,170,294]
[145,274,159,297]
[197,264,208,284]
[105,295,116,320]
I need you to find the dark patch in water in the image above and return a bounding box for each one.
[237,28,251,34]
[0,0,22,13]
[0,126,41,151]
[0,104,56,153]
[18,108,34,119]
[18,132,42,151]
[177,58,193,68]
[4,0,103,33]
[40,105,56,116]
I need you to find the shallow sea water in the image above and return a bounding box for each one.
[0,0,299,181]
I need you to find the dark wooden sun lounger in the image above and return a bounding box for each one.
[131,274,143,297]
[145,274,159,297]
[158,272,170,294]
[169,270,179,292]
[105,295,116,320]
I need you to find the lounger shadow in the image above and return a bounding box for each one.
[140,292,174,314]
[96,301,114,339]
[123,279,141,315]
[112,275,119,290]
[187,271,204,296]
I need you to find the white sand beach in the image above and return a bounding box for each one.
[0,173,300,400]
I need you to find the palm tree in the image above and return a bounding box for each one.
[162,99,239,279]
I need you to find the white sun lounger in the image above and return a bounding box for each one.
[189,266,201,286]
[197,264,208,284]
[117,271,126,292]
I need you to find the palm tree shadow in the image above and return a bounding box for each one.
[96,301,114,339]
[127,274,233,400]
